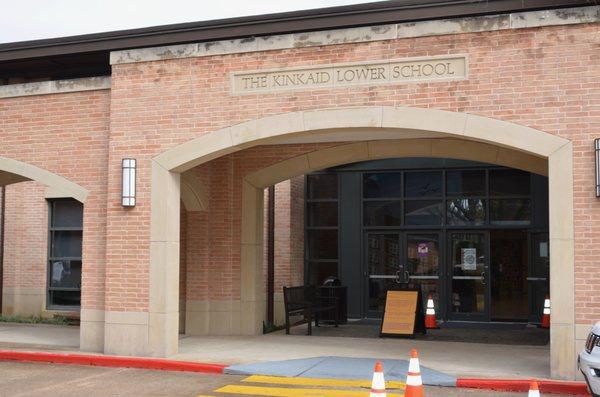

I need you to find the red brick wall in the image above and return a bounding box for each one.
[261,177,305,298]
[107,23,598,323]
[1,182,47,314]
[0,21,598,327]
[0,90,110,313]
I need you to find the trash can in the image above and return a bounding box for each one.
[319,279,347,324]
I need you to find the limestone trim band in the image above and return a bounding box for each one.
[231,54,467,94]
[0,156,89,203]
[110,6,599,65]
[0,76,111,99]
[153,106,568,173]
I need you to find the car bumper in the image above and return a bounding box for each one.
[579,350,600,396]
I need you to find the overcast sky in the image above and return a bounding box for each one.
[0,0,372,44]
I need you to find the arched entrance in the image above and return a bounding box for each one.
[149,106,574,379]
[0,156,88,203]
[0,156,88,337]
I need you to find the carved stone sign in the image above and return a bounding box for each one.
[232,55,467,94]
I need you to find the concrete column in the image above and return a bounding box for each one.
[148,161,181,356]
[80,309,105,352]
[240,180,265,335]
[548,142,576,380]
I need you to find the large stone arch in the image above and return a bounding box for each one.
[149,106,574,379]
[0,156,88,203]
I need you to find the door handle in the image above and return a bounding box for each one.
[481,271,486,286]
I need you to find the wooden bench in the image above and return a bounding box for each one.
[282,285,339,335]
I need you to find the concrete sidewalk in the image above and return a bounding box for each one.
[176,332,550,379]
[0,322,79,350]
[0,323,550,379]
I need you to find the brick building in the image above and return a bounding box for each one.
[0,0,598,380]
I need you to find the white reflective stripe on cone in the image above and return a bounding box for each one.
[426,308,435,315]
[408,358,420,373]
[528,390,540,397]
[544,299,550,308]
[371,373,385,389]
[406,374,423,386]
[427,300,434,309]
[543,308,550,314]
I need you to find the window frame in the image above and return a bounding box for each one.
[46,198,83,311]
[305,173,340,285]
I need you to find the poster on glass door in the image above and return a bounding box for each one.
[461,248,477,271]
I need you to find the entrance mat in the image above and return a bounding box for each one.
[224,356,456,387]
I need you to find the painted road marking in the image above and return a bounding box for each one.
[216,384,404,396]
[242,375,406,389]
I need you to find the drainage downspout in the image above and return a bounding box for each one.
[0,186,5,314]
[267,186,275,324]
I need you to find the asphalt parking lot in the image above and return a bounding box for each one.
[0,361,574,397]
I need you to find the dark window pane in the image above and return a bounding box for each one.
[367,234,400,276]
[446,170,485,196]
[51,200,83,228]
[50,260,82,288]
[307,202,338,227]
[307,261,338,285]
[364,201,402,226]
[363,172,402,198]
[368,278,398,312]
[490,169,530,196]
[405,200,443,225]
[489,199,531,225]
[405,171,442,197]
[307,230,338,260]
[49,290,80,307]
[51,231,82,258]
[307,174,338,199]
[447,199,486,225]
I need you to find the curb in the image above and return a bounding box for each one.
[457,378,590,396]
[0,350,226,374]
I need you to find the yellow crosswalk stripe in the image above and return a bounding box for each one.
[216,384,404,396]
[242,375,405,390]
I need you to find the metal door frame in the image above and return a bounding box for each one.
[363,230,443,318]
[445,230,491,322]
[363,230,403,318]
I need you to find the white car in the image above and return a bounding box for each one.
[580,321,600,397]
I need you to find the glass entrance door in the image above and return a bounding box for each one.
[406,233,440,314]
[365,232,440,317]
[366,232,402,316]
[448,232,489,321]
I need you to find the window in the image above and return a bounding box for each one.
[305,174,339,285]
[48,199,83,309]
[363,172,402,198]
[405,171,442,198]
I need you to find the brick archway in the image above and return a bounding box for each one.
[148,107,574,379]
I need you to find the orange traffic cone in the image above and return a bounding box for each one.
[370,361,386,397]
[405,349,424,397]
[541,296,550,329]
[424,294,438,329]
[528,380,540,397]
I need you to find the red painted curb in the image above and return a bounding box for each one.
[457,378,590,396]
[0,350,226,374]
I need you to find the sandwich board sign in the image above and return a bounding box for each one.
[380,288,425,337]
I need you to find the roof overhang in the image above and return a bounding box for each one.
[0,0,594,80]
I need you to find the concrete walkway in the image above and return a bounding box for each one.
[176,332,550,379]
[0,323,79,349]
[0,323,550,379]
[224,356,457,386]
